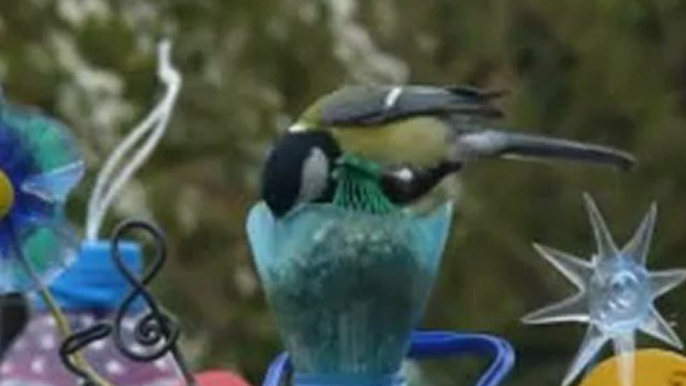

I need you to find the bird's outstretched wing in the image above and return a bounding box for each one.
[320,85,504,127]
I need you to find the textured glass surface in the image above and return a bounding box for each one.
[523,194,686,386]
[247,202,452,381]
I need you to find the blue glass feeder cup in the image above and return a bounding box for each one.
[247,202,453,386]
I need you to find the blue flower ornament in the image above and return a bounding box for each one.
[0,97,84,293]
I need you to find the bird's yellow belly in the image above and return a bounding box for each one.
[330,117,449,167]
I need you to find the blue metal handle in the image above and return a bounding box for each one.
[263,352,290,386]
[408,331,515,386]
[261,330,515,386]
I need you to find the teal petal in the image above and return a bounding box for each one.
[0,219,79,293]
[0,99,84,293]
[1,104,82,173]
[21,161,85,203]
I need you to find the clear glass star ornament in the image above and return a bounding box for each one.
[522,193,686,386]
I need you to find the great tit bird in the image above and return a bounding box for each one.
[262,85,635,217]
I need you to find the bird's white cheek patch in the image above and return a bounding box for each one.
[298,148,329,203]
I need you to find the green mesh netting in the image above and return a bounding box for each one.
[332,154,398,214]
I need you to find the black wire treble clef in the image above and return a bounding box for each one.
[59,219,196,386]
[111,219,196,386]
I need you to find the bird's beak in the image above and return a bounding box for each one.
[457,130,635,171]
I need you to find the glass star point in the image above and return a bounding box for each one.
[523,194,686,386]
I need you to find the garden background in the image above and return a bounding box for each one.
[2,1,686,385]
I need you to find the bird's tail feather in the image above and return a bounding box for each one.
[456,130,635,170]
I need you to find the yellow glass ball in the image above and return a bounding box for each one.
[0,170,15,218]
[580,349,686,386]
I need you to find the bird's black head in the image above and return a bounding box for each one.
[261,131,341,217]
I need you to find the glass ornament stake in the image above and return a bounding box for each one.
[1,36,179,386]
[0,87,114,384]
[10,229,114,386]
[522,193,686,386]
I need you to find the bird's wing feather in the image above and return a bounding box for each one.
[320,85,504,127]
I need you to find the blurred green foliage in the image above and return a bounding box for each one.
[2,0,686,385]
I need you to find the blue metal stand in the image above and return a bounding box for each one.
[262,330,515,386]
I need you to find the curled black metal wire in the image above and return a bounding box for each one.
[111,219,196,386]
[59,322,112,386]
[111,220,178,359]
[112,220,195,385]
[58,219,196,386]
